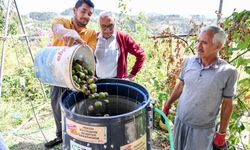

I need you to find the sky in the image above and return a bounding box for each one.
[6,0,250,18]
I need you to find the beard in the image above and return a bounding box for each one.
[76,18,89,27]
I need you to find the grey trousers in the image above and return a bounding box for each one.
[50,86,67,138]
[174,117,215,150]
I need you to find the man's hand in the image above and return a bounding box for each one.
[126,74,135,80]
[162,101,171,115]
[213,132,227,150]
[52,24,87,47]
[161,101,171,124]
[63,29,87,46]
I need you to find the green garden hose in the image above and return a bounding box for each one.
[154,108,174,150]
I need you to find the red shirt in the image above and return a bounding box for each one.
[114,31,146,78]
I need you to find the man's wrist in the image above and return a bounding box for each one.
[128,73,135,78]
[218,131,227,134]
[218,128,227,134]
[164,101,171,108]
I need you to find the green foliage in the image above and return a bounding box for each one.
[2,66,50,102]
[0,2,4,32]
[222,10,250,62]
[221,10,250,149]
[117,0,132,32]
[0,1,19,34]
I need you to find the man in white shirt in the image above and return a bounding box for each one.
[95,11,146,80]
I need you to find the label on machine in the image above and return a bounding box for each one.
[70,140,92,150]
[66,118,107,144]
[120,134,147,150]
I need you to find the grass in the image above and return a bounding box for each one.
[0,99,59,149]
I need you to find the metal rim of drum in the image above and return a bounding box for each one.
[61,82,150,120]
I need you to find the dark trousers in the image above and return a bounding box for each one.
[50,86,67,138]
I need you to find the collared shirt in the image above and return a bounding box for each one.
[95,32,120,78]
[177,56,238,128]
[51,17,97,49]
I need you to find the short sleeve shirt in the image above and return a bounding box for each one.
[177,56,238,128]
[51,17,96,49]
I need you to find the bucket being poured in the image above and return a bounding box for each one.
[34,44,95,91]
[60,79,152,150]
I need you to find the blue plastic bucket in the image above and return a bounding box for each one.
[60,79,152,150]
[34,44,95,91]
